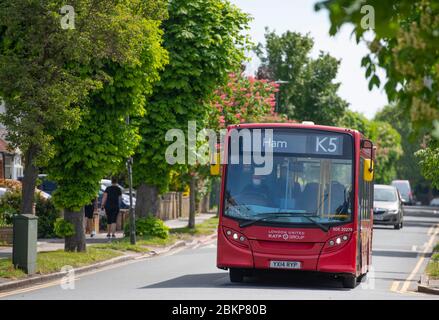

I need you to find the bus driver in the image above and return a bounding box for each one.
[238,174,274,207]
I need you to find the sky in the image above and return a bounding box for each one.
[229,0,388,119]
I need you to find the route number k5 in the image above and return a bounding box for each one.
[316,137,338,153]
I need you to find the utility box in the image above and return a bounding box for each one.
[13,214,38,275]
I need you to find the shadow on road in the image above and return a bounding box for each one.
[141,271,352,291]
[372,250,431,259]
[374,219,437,230]
[403,207,439,219]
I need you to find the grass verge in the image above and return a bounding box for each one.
[426,243,439,279]
[96,216,219,251]
[0,216,219,280]
[170,216,219,236]
[427,256,439,279]
[0,247,122,280]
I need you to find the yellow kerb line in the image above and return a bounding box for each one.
[398,224,439,294]
[390,281,400,292]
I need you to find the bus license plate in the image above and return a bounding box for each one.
[270,261,301,269]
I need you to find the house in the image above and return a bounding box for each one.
[0,101,23,180]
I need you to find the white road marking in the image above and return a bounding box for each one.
[411,245,417,252]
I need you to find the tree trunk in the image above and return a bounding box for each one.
[201,192,210,213]
[64,207,86,252]
[20,146,39,215]
[135,183,159,218]
[188,175,197,229]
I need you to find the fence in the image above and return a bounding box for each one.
[109,192,190,231]
[0,226,13,244]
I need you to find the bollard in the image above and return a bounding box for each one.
[12,214,38,275]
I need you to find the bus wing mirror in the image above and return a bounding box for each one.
[364,159,374,182]
[210,154,220,176]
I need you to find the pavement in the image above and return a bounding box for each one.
[0,207,438,299]
[0,213,216,260]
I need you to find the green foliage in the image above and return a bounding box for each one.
[0,189,59,236]
[47,2,169,211]
[339,110,371,137]
[315,0,439,133]
[339,110,403,184]
[255,29,348,125]
[375,105,430,194]
[0,0,170,217]
[0,0,159,165]
[415,139,439,190]
[133,0,251,193]
[54,218,75,238]
[0,190,20,227]
[124,216,169,239]
[368,121,403,184]
[35,196,60,238]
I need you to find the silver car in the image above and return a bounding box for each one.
[373,185,404,229]
[391,180,414,205]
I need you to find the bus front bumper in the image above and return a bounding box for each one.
[217,229,357,275]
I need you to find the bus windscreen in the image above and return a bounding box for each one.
[224,129,354,226]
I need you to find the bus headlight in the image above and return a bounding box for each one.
[223,227,249,248]
[323,233,351,253]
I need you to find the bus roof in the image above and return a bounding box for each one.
[227,122,360,136]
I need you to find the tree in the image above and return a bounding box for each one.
[255,29,348,125]
[339,110,371,137]
[339,110,402,184]
[207,73,278,130]
[315,0,439,134]
[375,105,432,199]
[0,0,155,219]
[46,2,168,252]
[133,0,251,225]
[415,139,439,190]
[368,121,403,184]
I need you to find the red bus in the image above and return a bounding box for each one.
[215,122,375,288]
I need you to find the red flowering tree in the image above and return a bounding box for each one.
[208,73,279,130]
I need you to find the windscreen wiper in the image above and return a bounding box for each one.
[239,212,309,228]
[225,192,252,215]
[240,212,329,232]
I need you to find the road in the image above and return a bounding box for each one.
[1,206,439,300]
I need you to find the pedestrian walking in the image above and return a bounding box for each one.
[101,177,122,238]
[84,197,98,238]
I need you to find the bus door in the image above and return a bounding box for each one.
[359,155,373,274]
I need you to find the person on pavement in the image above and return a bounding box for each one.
[84,197,98,238]
[101,177,122,238]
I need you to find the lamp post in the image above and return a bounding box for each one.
[274,80,289,113]
[125,116,136,245]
